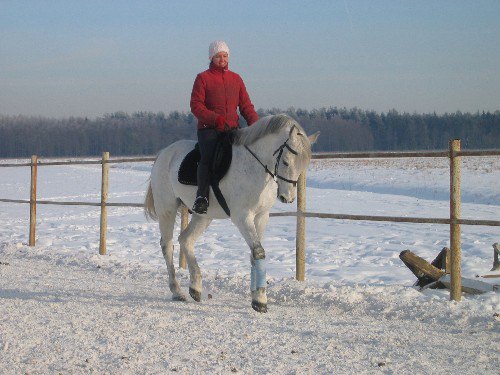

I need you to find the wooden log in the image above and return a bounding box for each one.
[295,172,306,281]
[478,274,500,279]
[99,152,109,255]
[492,243,500,271]
[438,275,499,295]
[29,155,38,247]
[431,247,450,273]
[412,247,450,287]
[399,250,446,282]
[449,139,462,301]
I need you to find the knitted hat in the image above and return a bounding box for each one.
[209,41,230,60]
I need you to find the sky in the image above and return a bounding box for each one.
[1,0,499,118]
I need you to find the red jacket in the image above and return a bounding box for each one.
[190,63,259,130]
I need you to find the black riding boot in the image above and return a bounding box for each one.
[193,128,219,214]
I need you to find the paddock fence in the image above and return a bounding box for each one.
[1,139,499,302]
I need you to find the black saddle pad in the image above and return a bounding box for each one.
[178,144,200,186]
[178,133,233,186]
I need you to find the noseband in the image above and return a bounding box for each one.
[244,138,299,187]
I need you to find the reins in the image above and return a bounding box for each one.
[244,138,299,187]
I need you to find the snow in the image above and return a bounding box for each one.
[1,156,499,374]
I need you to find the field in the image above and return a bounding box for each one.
[1,156,499,374]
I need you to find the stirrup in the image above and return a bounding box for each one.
[192,196,208,214]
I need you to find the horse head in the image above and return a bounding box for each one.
[275,123,320,204]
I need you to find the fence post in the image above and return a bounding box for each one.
[29,155,38,247]
[179,204,189,269]
[296,172,306,281]
[99,152,109,255]
[449,140,461,301]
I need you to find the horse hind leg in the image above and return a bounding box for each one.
[178,215,212,302]
[159,211,187,301]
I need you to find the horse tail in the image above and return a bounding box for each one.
[144,181,158,221]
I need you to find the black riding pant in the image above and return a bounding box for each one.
[196,128,219,201]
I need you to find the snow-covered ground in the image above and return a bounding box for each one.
[1,156,499,374]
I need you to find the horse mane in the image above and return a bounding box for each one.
[233,114,312,165]
[233,114,302,146]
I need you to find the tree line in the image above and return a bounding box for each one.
[0,107,498,158]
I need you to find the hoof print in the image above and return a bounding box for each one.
[189,287,201,302]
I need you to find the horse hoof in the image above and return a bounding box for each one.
[189,287,201,302]
[172,294,187,302]
[251,300,268,313]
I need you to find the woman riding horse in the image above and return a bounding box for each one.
[190,40,259,214]
[145,114,318,312]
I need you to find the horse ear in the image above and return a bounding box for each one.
[308,131,320,144]
[290,124,304,137]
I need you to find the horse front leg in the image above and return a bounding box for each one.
[158,211,186,302]
[250,245,267,313]
[233,214,268,313]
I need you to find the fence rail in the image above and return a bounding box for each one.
[0,156,157,167]
[0,198,144,207]
[311,149,500,159]
[271,212,500,227]
[1,141,499,302]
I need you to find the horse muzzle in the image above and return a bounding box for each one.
[279,194,294,204]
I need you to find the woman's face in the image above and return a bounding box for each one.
[211,52,228,68]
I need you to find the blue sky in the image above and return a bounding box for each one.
[1,0,499,118]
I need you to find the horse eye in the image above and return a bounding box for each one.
[283,161,289,166]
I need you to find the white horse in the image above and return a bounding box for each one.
[144,114,319,312]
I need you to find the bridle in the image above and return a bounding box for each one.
[244,138,299,187]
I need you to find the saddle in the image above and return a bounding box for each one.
[178,132,233,216]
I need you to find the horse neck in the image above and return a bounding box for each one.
[233,132,284,182]
[242,132,285,162]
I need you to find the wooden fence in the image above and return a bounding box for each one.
[1,140,499,302]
